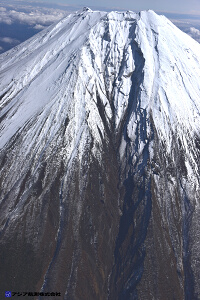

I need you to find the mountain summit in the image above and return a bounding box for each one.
[1,8,200,300]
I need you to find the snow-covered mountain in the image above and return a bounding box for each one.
[1,7,200,300]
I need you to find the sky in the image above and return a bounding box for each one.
[0,0,200,54]
[32,0,200,15]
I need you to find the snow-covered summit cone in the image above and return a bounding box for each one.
[1,8,200,300]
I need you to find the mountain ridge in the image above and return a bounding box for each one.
[1,8,200,299]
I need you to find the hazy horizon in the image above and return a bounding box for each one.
[14,0,200,15]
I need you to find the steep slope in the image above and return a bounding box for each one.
[1,8,200,300]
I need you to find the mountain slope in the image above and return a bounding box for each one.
[1,8,200,300]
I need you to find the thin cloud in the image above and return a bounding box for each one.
[0,7,6,12]
[0,37,20,44]
[188,27,200,43]
[170,18,200,43]
[0,6,70,27]
[190,27,200,35]
[0,7,12,24]
[33,24,45,30]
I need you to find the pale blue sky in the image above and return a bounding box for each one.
[38,0,200,15]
